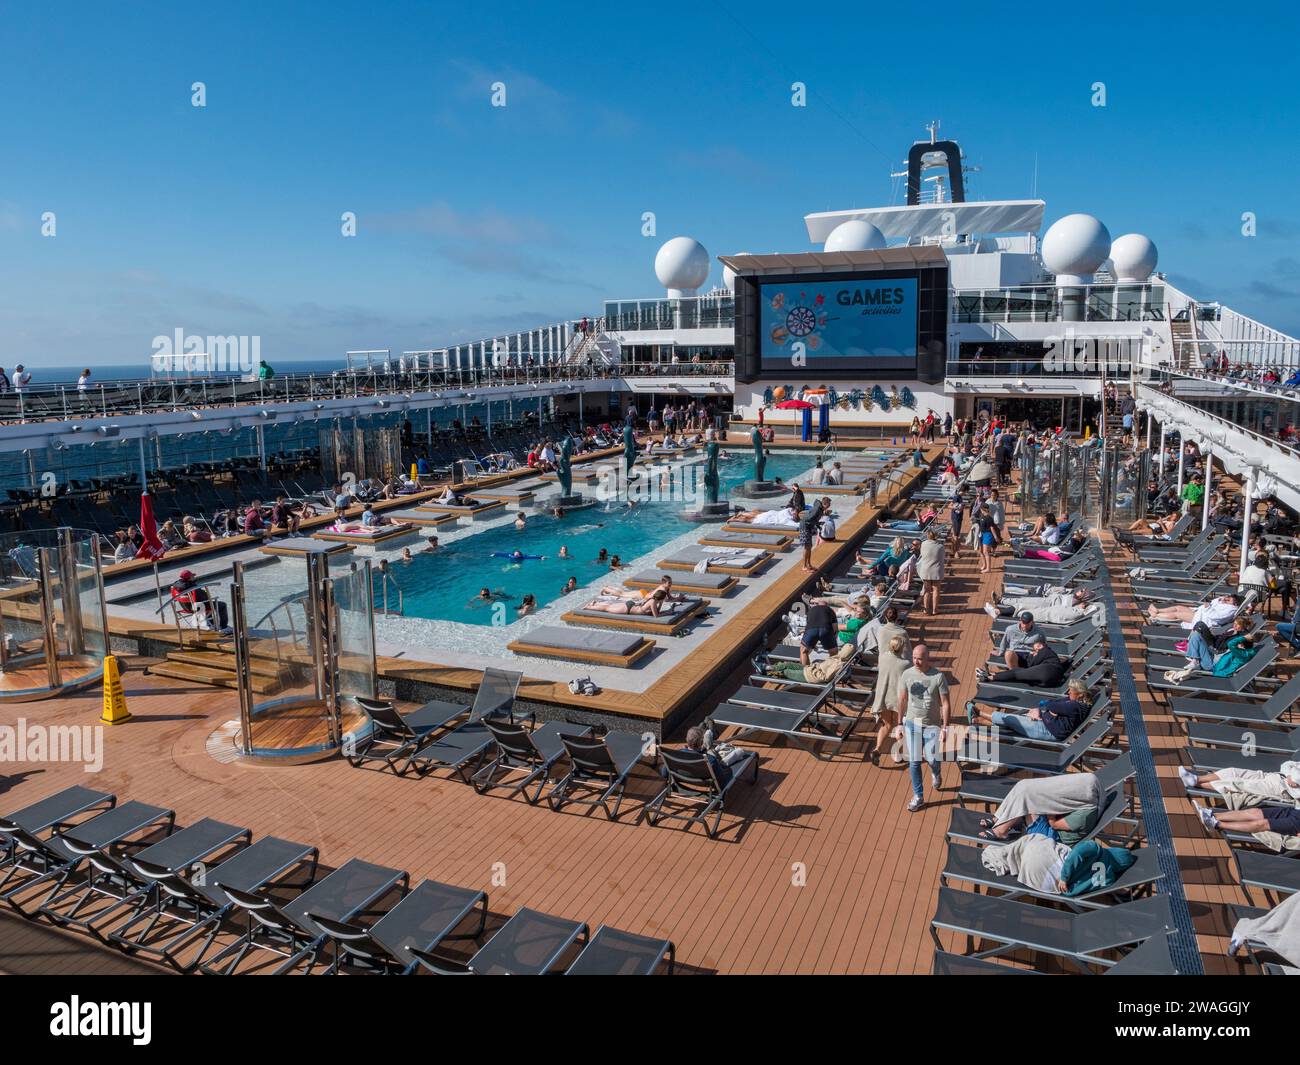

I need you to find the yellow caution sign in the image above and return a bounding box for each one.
[101,654,131,725]
[411,463,419,482]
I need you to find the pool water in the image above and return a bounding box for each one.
[359,449,820,626]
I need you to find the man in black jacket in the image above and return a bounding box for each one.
[975,635,1066,687]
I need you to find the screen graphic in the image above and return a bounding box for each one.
[760,278,918,359]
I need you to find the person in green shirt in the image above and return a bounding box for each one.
[837,601,869,646]
[1181,474,1204,508]
[257,360,275,380]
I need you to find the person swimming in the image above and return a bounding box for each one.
[562,576,577,594]
[516,593,536,617]
[469,587,512,607]
[514,514,527,529]
[597,548,609,562]
[558,545,570,559]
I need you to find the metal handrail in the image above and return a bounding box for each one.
[375,571,403,617]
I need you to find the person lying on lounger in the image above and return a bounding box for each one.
[434,488,478,506]
[974,634,1067,688]
[758,640,856,684]
[583,589,670,616]
[983,586,1098,624]
[1011,529,1087,562]
[1128,512,1181,536]
[981,833,1138,896]
[1147,592,1241,628]
[1191,761,1300,844]
[974,765,1101,843]
[730,505,800,527]
[971,677,1092,741]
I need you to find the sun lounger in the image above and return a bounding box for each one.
[259,537,356,558]
[1171,674,1300,725]
[348,695,480,775]
[957,752,1135,808]
[107,834,319,971]
[959,715,1114,775]
[1146,638,1277,696]
[947,786,1135,848]
[624,570,738,597]
[974,690,1113,753]
[565,925,675,975]
[548,730,653,820]
[202,857,409,975]
[932,930,1178,975]
[13,801,176,920]
[561,597,705,635]
[507,625,655,667]
[41,815,249,940]
[646,747,760,838]
[417,500,507,518]
[308,878,489,974]
[657,546,772,576]
[929,887,1173,971]
[1232,849,1300,906]
[412,906,588,975]
[471,720,594,803]
[1131,574,1231,605]
[941,841,1162,907]
[1185,718,1299,754]
[312,523,417,545]
[1184,745,1292,775]
[472,487,536,505]
[698,530,793,550]
[720,521,799,537]
[0,786,117,900]
[406,669,526,782]
[377,508,462,527]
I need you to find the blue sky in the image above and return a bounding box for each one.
[1,1,1298,366]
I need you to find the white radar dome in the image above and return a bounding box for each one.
[1108,233,1158,283]
[823,219,886,253]
[655,236,711,297]
[1041,213,1112,285]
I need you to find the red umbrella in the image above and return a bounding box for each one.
[775,399,814,409]
[135,491,168,560]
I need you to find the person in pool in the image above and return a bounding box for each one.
[514,513,527,530]
[597,548,609,563]
[551,506,564,518]
[470,587,512,607]
[401,547,413,563]
[609,555,622,569]
[509,549,528,562]
[562,577,578,594]
[420,536,439,553]
[558,545,570,559]
[516,594,536,617]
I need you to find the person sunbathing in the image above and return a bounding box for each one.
[1148,592,1241,627]
[974,635,1067,688]
[730,505,799,527]
[1193,762,1300,843]
[1128,513,1180,535]
[584,589,669,616]
[983,586,1097,622]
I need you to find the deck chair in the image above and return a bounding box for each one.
[930,887,1172,971]
[1186,717,1298,754]
[1146,638,1277,696]
[346,697,474,775]
[974,689,1113,753]
[0,786,115,879]
[406,668,525,781]
[1170,673,1300,726]
[1144,612,1265,653]
[106,835,319,972]
[932,931,1178,975]
[565,925,675,975]
[39,816,249,941]
[1184,745,1293,775]
[308,879,489,974]
[983,626,1104,671]
[4,802,175,918]
[1131,573,1231,605]
[470,720,593,803]
[548,731,652,820]
[200,857,409,975]
[1231,849,1300,907]
[712,661,872,758]
[948,786,1137,848]
[645,747,760,838]
[959,715,1114,775]
[941,841,1162,908]
[411,906,588,975]
[957,752,1135,809]
[1133,527,1222,562]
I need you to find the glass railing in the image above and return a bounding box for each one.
[946,358,1130,380]
[952,284,1166,324]
[1147,370,1300,459]
[603,295,735,332]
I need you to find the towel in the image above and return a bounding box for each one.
[1233,891,1300,966]
[981,833,1070,894]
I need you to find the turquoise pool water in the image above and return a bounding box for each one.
[367,449,821,626]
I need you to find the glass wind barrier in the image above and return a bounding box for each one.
[331,563,377,704]
[0,528,107,699]
[1017,440,1103,524]
[952,284,1166,324]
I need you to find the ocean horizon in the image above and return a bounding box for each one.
[2,357,346,386]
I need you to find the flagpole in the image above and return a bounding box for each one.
[138,436,148,492]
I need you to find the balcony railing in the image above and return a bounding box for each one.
[952,283,1166,324]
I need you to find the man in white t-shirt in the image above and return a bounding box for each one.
[1147,592,1240,630]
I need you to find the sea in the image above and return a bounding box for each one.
[13,358,342,386]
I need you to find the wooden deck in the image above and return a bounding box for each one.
[0,487,1008,975]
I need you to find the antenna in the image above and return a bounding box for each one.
[1031,152,1038,198]
[926,119,940,143]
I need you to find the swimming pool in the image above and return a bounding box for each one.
[235,449,823,627]
[366,448,820,625]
